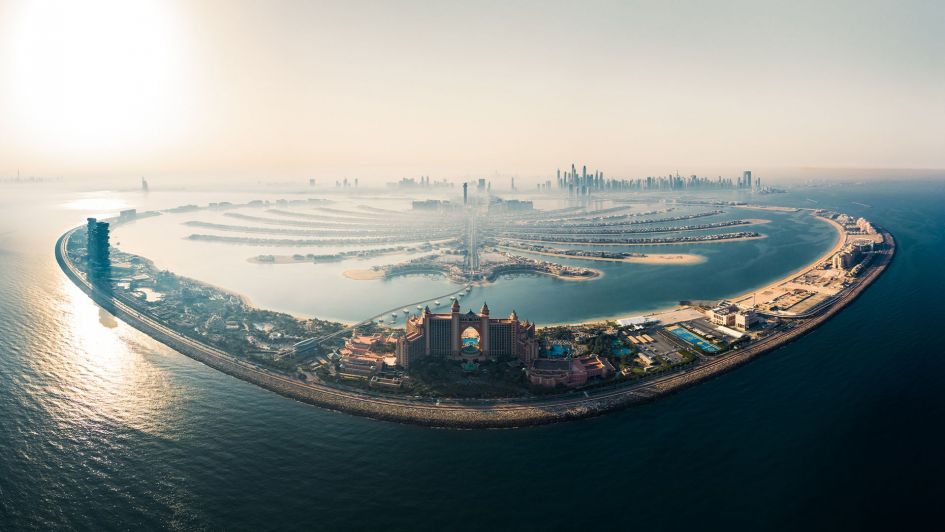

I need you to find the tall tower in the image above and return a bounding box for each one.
[450,298,461,355]
[462,182,468,205]
[86,218,110,281]
[479,302,490,357]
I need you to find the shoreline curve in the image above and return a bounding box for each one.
[55,220,895,429]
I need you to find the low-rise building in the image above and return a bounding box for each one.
[734,309,758,330]
[526,354,615,388]
[338,355,383,381]
[340,332,386,357]
[856,217,876,234]
[832,245,862,270]
[708,302,738,327]
[370,374,403,390]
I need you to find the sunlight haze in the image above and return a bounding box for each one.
[2,0,943,183]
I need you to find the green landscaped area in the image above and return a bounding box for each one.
[402,357,526,399]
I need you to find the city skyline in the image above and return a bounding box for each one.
[2,2,944,529]
[1,0,944,183]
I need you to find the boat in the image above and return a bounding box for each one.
[391,313,398,318]
[416,305,423,310]
[434,300,440,306]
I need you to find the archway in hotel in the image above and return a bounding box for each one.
[460,326,481,356]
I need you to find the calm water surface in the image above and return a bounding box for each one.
[110,191,835,323]
[1,181,943,530]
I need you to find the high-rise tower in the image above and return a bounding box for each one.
[86,218,110,281]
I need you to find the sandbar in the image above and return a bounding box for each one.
[499,246,705,265]
[343,269,385,280]
[508,233,767,246]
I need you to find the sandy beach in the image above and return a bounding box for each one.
[547,269,603,281]
[499,246,706,265]
[509,233,767,247]
[548,212,845,327]
[729,215,846,306]
[342,269,385,280]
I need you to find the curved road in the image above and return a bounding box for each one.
[56,223,895,428]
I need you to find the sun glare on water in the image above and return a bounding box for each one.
[62,196,130,213]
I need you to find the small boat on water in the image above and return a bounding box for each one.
[416,305,423,310]
[403,308,409,313]
[391,313,398,318]
[434,300,441,306]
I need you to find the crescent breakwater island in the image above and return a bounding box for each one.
[57,193,893,428]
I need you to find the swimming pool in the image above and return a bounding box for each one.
[545,345,570,357]
[611,340,632,356]
[669,327,720,353]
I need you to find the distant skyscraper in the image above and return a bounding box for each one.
[463,182,468,205]
[141,177,149,192]
[743,170,752,189]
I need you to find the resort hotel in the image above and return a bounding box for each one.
[396,300,539,369]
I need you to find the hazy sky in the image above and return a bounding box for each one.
[1,0,943,183]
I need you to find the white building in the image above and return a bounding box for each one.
[707,302,738,327]
[734,309,758,330]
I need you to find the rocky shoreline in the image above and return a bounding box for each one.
[55,227,894,429]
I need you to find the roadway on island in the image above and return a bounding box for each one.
[55,215,895,428]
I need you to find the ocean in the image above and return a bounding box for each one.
[1,180,943,530]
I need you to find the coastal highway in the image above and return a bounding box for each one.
[56,225,895,428]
